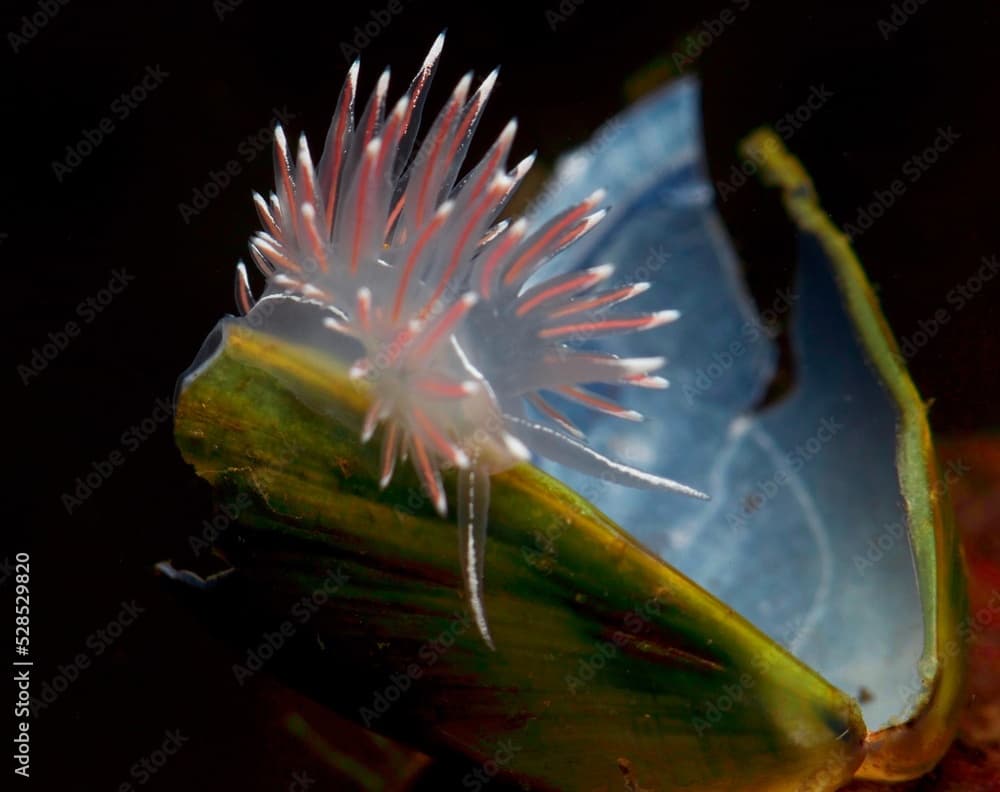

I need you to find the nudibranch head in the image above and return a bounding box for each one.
[232,33,706,645]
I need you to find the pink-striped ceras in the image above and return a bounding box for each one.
[232,34,706,646]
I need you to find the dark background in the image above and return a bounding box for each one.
[5,0,998,789]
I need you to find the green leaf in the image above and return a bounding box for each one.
[175,321,866,791]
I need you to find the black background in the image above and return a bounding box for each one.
[5,0,998,789]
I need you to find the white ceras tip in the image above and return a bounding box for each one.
[389,93,408,123]
[297,133,313,166]
[479,220,509,247]
[432,489,448,517]
[322,316,352,336]
[273,124,288,155]
[498,118,518,147]
[490,172,514,196]
[478,68,499,99]
[375,67,391,98]
[511,152,536,181]
[585,187,608,207]
[504,432,531,461]
[425,31,445,66]
[649,309,681,327]
[452,72,474,105]
[348,360,371,381]
[622,356,667,374]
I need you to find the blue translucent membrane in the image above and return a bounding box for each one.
[530,78,922,730]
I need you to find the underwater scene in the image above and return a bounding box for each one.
[10,0,998,790]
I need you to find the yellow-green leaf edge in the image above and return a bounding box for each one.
[742,128,967,782]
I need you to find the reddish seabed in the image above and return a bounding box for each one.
[844,435,1000,791]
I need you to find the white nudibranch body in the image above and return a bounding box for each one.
[233,34,707,646]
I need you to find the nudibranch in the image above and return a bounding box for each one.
[230,33,706,645]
